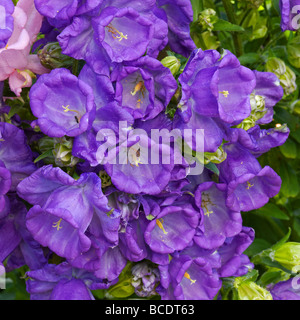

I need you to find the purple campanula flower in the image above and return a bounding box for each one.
[219,143,282,212]
[26,262,116,300]
[0,122,36,191]
[193,182,242,250]
[228,124,290,157]
[17,165,121,262]
[144,197,200,254]
[178,49,256,125]
[159,255,222,300]
[0,0,14,49]
[30,68,96,138]
[280,0,300,31]
[270,277,300,300]
[217,227,255,278]
[111,56,177,121]
[157,0,196,57]
[93,6,154,63]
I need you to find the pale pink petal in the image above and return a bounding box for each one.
[9,70,33,96]
[26,55,49,75]
[17,0,44,44]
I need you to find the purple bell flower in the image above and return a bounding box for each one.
[26,262,116,300]
[30,68,96,138]
[217,227,255,278]
[193,182,242,250]
[159,255,222,300]
[111,56,177,121]
[157,0,196,57]
[219,143,282,212]
[17,165,121,262]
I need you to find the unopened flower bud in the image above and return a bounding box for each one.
[234,278,273,300]
[265,57,297,96]
[52,137,78,167]
[38,42,75,70]
[161,56,181,76]
[272,242,300,271]
[237,94,267,131]
[199,9,218,31]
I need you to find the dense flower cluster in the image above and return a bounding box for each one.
[0,0,290,300]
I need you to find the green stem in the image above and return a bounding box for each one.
[72,59,79,77]
[221,0,243,57]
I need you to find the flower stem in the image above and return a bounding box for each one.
[221,0,243,57]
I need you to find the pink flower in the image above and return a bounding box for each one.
[0,0,49,96]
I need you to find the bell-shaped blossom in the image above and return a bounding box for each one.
[26,262,116,300]
[17,165,121,262]
[30,68,96,138]
[178,49,256,125]
[193,182,242,250]
[157,0,196,57]
[159,255,222,300]
[217,227,255,278]
[219,143,282,212]
[111,56,177,120]
[0,0,49,96]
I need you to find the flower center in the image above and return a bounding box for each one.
[201,192,214,217]
[131,81,146,109]
[156,218,168,235]
[62,105,81,123]
[246,181,254,190]
[52,218,63,231]
[106,23,128,42]
[184,272,196,285]
[219,90,229,98]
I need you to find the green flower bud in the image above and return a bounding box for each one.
[204,145,227,164]
[198,9,218,32]
[236,93,267,131]
[234,278,273,300]
[272,242,300,271]
[38,42,75,70]
[160,56,181,76]
[265,57,297,96]
[52,137,79,167]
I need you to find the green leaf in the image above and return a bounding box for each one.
[238,53,261,65]
[190,0,204,21]
[34,149,54,163]
[213,19,245,32]
[244,238,272,257]
[279,162,300,198]
[204,162,219,176]
[279,139,297,159]
[255,203,290,221]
